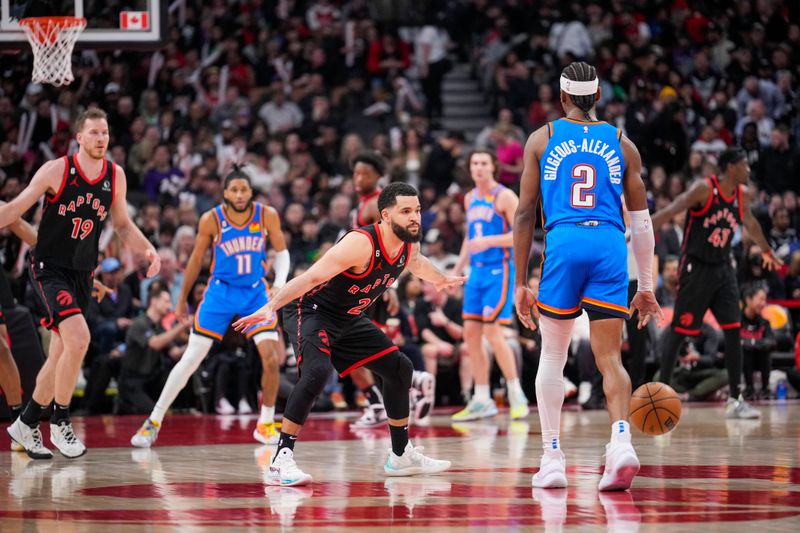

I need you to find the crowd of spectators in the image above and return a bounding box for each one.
[1,0,800,414]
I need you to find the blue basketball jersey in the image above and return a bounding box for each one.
[540,119,626,232]
[467,184,510,266]
[211,203,267,287]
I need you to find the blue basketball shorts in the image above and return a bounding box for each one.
[194,278,278,340]
[463,260,515,324]
[537,224,629,320]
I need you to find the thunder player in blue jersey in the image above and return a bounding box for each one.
[514,62,662,491]
[451,150,529,421]
[131,167,291,448]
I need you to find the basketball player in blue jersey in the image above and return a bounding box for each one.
[131,166,291,448]
[514,62,662,491]
[451,150,529,421]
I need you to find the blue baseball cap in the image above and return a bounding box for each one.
[100,257,121,273]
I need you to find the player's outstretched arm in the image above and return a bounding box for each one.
[110,166,159,277]
[740,186,784,271]
[233,231,372,331]
[513,127,546,331]
[407,243,466,291]
[0,159,64,229]
[451,193,472,277]
[175,212,216,318]
[0,202,38,246]
[649,177,710,230]
[263,205,290,288]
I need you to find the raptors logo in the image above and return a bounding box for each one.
[56,290,73,306]
[679,312,694,327]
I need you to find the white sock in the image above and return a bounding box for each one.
[260,404,275,424]
[474,384,490,402]
[507,378,525,404]
[536,316,575,452]
[611,420,631,443]
[150,333,214,425]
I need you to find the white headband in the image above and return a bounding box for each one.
[560,75,599,96]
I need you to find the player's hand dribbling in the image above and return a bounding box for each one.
[514,286,539,331]
[232,303,275,333]
[761,250,784,271]
[433,275,467,292]
[629,291,663,330]
[145,248,161,277]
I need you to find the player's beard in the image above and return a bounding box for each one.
[225,198,253,214]
[391,220,421,243]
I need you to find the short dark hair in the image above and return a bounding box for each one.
[351,151,386,176]
[223,163,252,189]
[741,282,766,303]
[378,182,419,212]
[147,282,170,307]
[75,107,108,132]
[718,147,746,172]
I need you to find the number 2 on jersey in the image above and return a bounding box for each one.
[570,164,596,208]
[70,217,93,240]
[236,254,252,274]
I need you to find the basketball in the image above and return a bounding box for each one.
[629,382,682,436]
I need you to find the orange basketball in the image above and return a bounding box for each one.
[629,382,682,436]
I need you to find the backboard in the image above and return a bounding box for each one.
[0,0,167,49]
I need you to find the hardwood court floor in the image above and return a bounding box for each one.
[1,402,799,531]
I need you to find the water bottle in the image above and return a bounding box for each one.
[776,379,788,401]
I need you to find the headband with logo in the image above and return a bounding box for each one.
[560,75,599,96]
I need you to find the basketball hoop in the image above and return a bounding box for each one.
[19,16,86,87]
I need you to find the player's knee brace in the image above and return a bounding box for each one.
[283,354,331,425]
[367,351,413,420]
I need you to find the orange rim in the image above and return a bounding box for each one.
[20,16,86,45]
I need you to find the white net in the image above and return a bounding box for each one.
[20,17,87,87]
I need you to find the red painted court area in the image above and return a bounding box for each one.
[1,403,799,531]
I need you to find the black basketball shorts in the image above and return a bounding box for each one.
[283,301,398,378]
[29,258,93,330]
[671,258,740,335]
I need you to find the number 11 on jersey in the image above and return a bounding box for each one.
[236,254,252,274]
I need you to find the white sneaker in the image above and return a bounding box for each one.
[131,419,160,448]
[238,398,253,414]
[10,441,24,452]
[564,377,578,398]
[350,404,388,429]
[50,422,87,458]
[578,381,592,405]
[216,397,236,415]
[7,419,52,460]
[532,449,568,488]
[451,397,499,421]
[384,441,451,476]
[266,448,313,486]
[726,395,761,419]
[410,371,436,423]
[598,441,640,491]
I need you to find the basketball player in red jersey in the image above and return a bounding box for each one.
[0,213,111,452]
[349,152,436,427]
[651,147,781,420]
[1,108,159,459]
[233,183,462,485]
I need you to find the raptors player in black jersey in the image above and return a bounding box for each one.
[651,147,781,420]
[0,108,159,459]
[234,183,463,486]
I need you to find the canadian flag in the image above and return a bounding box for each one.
[120,11,149,30]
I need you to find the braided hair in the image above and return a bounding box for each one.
[561,62,598,121]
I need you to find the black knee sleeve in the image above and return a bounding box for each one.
[365,350,413,420]
[283,354,331,425]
